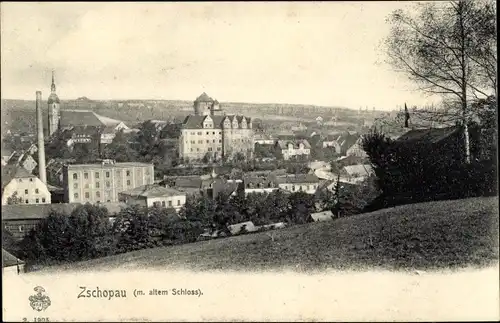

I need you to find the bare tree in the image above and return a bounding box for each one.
[385,0,497,163]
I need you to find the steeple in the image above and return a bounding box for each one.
[51,70,56,93]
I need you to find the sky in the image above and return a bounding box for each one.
[1,2,439,110]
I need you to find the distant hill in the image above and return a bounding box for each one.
[43,196,499,272]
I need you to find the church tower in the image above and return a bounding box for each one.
[47,71,61,137]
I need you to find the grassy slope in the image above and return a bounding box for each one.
[49,197,499,272]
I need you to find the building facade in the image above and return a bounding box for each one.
[179,93,254,162]
[119,185,187,211]
[276,174,320,194]
[63,160,154,204]
[1,166,51,206]
[346,138,368,158]
[276,140,311,160]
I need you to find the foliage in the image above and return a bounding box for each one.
[6,191,24,205]
[361,128,497,211]
[20,204,114,266]
[102,130,138,162]
[384,0,497,163]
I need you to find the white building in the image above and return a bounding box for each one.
[276,139,311,161]
[119,184,187,211]
[1,166,51,205]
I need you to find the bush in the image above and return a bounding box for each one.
[361,127,497,212]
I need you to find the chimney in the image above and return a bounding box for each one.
[36,91,47,184]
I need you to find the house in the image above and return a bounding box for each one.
[322,134,342,152]
[1,149,15,166]
[118,184,187,210]
[276,139,311,161]
[310,210,335,222]
[238,176,280,195]
[336,132,362,156]
[275,174,320,194]
[2,203,81,240]
[2,249,25,277]
[346,137,368,158]
[7,151,38,174]
[341,164,374,184]
[227,221,259,235]
[1,166,51,205]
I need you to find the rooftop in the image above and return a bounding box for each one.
[3,249,24,267]
[2,203,82,220]
[120,184,185,198]
[397,126,459,143]
[66,162,153,170]
[194,92,214,103]
[2,165,36,188]
[60,110,125,128]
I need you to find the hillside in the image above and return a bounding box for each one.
[44,197,498,273]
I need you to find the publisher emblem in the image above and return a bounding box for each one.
[29,286,51,312]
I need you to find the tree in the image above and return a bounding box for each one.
[6,191,23,205]
[102,130,137,162]
[385,0,497,163]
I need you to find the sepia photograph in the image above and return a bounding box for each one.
[1,1,498,321]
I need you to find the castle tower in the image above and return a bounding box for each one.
[47,71,61,137]
[193,92,214,116]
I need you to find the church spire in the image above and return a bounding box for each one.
[51,70,56,93]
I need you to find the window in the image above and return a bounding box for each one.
[106,181,111,188]
[126,171,130,176]
[208,148,212,152]
[161,201,166,207]
[24,189,28,195]
[73,173,78,180]
[36,198,39,203]
[307,185,310,191]
[85,183,89,189]
[190,148,193,152]
[84,172,89,179]
[19,226,23,232]
[42,198,46,203]
[116,170,121,176]
[96,182,100,188]
[85,192,90,198]
[107,200,111,202]
[197,132,202,135]
[219,131,222,134]
[35,188,39,194]
[198,140,203,144]
[197,148,200,152]
[74,183,78,189]
[168,200,172,207]
[292,185,296,191]
[95,172,100,179]
[206,132,209,135]
[127,180,131,186]
[213,140,216,143]
[177,200,181,206]
[25,199,29,204]
[96,191,100,198]
[206,140,210,143]
[106,172,110,178]
[219,140,222,143]
[217,147,221,151]
[74,193,79,199]
[30,178,33,182]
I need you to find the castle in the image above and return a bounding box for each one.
[179,93,255,162]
